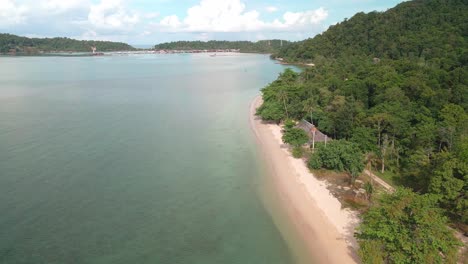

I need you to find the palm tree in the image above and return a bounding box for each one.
[302,97,318,125]
[277,89,289,119]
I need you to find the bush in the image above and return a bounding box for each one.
[307,154,322,169]
[308,140,365,183]
[282,128,309,147]
[256,101,285,123]
[284,119,296,130]
[292,146,303,158]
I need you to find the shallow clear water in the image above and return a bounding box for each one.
[0,54,294,264]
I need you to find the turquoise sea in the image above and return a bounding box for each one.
[0,54,295,263]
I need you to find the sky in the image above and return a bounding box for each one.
[0,0,406,45]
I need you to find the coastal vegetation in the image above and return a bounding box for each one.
[154,40,290,53]
[282,127,309,148]
[357,189,461,264]
[308,141,364,184]
[0,33,135,54]
[257,0,467,262]
[282,124,309,158]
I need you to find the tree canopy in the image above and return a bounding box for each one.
[357,189,461,264]
[0,33,135,54]
[308,140,364,183]
[282,127,309,147]
[273,0,467,64]
[258,0,467,223]
[154,40,291,53]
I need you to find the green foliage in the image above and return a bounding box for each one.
[282,128,309,147]
[0,33,134,54]
[307,153,323,170]
[257,0,468,228]
[439,104,468,151]
[256,101,285,123]
[350,127,378,153]
[429,153,468,224]
[312,140,364,175]
[357,189,461,264]
[292,146,304,158]
[154,39,291,53]
[273,0,467,64]
[358,240,385,264]
[364,182,374,201]
[283,119,296,130]
[256,1,468,261]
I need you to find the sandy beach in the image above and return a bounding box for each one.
[250,95,360,264]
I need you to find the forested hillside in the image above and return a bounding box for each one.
[258,0,467,262]
[0,33,135,54]
[154,40,290,53]
[274,0,467,62]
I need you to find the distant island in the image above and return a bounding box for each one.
[154,40,291,54]
[0,35,291,56]
[0,33,135,55]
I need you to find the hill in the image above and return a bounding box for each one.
[274,0,467,63]
[0,33,135,54]
[258,1,467,262]
[154,40,290,53]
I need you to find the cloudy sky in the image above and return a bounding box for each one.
[1,0,405,45]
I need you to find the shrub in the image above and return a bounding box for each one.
[316,140,364,173]
[309,140,365,183]
[256,101,285,123]
[307,154,322,169]
[283,119,296,130]
[282,128,309,147]
[292,146,303,158]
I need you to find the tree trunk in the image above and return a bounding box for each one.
[377,121,381,146]
[381,157,385,173]
[282,98,289,118]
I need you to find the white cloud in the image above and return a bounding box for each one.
[282,8,328,26]
[158,0,327,33]
[144,12,160,19]
[266,6,278,13]
[41,0,88,14]
[0,0,28,26]
[141,30,151,36]
[87,0,140,31]
[160,15,181,28]
[0,0,329,43]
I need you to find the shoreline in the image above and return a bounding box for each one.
[249,95,359,264]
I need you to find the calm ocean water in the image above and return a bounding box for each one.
[0,54,295,263]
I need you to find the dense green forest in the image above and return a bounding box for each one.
[0,33,135,54]
[273,0,467,63]
[154,40,290,53]
[258,0,467,262]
